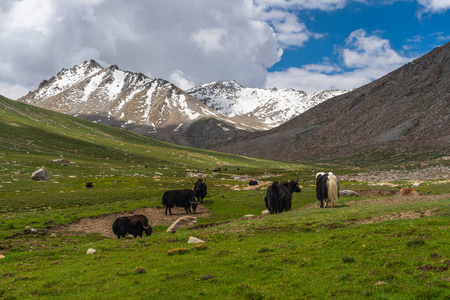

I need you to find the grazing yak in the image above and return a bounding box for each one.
[86,182,93,189]
[264,179,302,214]
[129,215,152,238]
[192,178,207,203]
[249,180,258,186]
[190,201,199,214]
[112,215,152,239]
[112,216,130,239]
[162,189,195,215]
[316,172,339,208]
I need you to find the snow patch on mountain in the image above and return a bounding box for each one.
[188,80,348,129]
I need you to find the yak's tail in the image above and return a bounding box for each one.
[326,173,339,207]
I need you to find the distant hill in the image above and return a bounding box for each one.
[213,42,450,163]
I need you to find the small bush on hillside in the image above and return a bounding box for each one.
[342,255,356,263]
[167,248,190,256]
[406,235,425,247]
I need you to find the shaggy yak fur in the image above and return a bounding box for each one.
[316,172,339,208]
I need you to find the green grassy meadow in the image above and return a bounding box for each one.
[0,96,449,299]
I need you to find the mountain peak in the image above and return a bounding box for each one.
[188,80,347,128]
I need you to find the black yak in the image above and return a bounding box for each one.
[128,214,152,238]
[279,180,302,211]
[249,180,258,186]
[162,189,195,215]
[264,179,302,214]
[190,201,200,214]
[192,178,207,203]
[86,182,93,188]
[112,215,152,239]
[316,172,339,208]
[112,216,131,239]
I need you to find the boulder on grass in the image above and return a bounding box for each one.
[339,190,359,197]
[31,168,50,181]
[188,237,205,244]
[167,216,197,233]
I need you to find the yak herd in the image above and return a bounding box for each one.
[111,173,339,238]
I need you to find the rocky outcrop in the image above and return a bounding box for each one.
[31,168,50,181]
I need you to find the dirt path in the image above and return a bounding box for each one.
[50,205,211,239]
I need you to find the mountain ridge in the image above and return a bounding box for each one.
[212,41,450,163]
[17,60,346,149]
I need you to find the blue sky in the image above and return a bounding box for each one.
[0,0,449,99]
[270,1,444,71]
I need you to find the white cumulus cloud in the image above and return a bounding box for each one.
[0,0,284,99]
[266,30,415,92]
[417,0,450,13]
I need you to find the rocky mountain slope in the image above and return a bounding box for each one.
[213,41,450,163]
[18,60,345,149]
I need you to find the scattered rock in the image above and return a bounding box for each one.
[31,168,50,181]
[0,255,5,259]
[396,188,420,197]
[86,248,96,254]
[203,275,214,280]
[339,190,359,197]
[243,214,255,218]
[166,216,197,233]
[262,210,269,215]
[51,158,71,166]
[51,233,57,238]
[134,267,146,274]
[374,281,388,286]
[188,236,205,244]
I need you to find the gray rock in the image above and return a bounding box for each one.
[31,168,50,181]
[188,236,205,244]
[339,190,359,197]
[167,216,197,233]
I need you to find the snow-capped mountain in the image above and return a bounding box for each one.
[18,60,347,149]
[188,80,348,129]
[19,60,253,132]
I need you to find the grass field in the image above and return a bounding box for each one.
[0,96,449,299]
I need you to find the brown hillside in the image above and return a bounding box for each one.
[213,42,450,162]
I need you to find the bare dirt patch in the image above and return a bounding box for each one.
[50,205,211,239]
